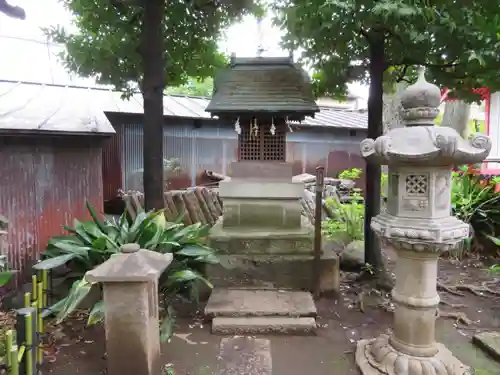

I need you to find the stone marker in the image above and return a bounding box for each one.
[85,243,173,375]
[356,67,491,375]
[217,336,272,375]
[473,331,500,362]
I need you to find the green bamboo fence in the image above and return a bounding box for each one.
[1,270,49,375]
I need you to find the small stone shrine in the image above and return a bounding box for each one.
[205,55,322,290]
[204,56,330,335]
[356,67,491,374]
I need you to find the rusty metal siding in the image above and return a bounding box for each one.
[118,121,365,191]
[0,137,104,288]
[102,124,123,200]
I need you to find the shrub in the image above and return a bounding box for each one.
[323,193,364,246]
[451,165,500,256]
[34,202,220,339]
[339,168,362,181]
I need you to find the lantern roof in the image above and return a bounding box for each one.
[361,67,491,166]
[205,56,319,120]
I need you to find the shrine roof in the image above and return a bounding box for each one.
[206,57,320,117]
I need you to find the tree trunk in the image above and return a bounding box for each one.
[140,0,165,211]
[364,36,385,272]
[441,100,471,138]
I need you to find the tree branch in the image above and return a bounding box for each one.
[359,28,370,41]
[399,58,461,69]
[0,0,25,19]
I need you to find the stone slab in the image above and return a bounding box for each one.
[473,331,500,362]
[230,161,292,180]
[216,336,272,375]
[209,217,313,244]
[219,180,304,199]
[222,199,302,229]
[205,254,339,292]
[212,317,317,335]
[205,288,317,318]
[436,320,500,375]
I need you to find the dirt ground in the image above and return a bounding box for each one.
[36,254,500,375]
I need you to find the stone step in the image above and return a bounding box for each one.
[217,336,272,375]
[205,288,317,318]
[212,316,317,335]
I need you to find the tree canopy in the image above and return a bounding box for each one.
[273,0,500,101]
[45,0,257,96]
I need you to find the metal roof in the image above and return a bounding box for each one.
[0,80,367,134]
[0,80,115,135]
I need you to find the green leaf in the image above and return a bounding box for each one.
[86,201,107,233]
[91,237,108,251]
[50,241,91,258]
[166,270,213,289]
[0,271,14,286]
[175,245,214,257]
[87,301,105,325]
[56,278,94,323]
[486,235,500,247]
[159,306,176,341]
[33,253,77,270]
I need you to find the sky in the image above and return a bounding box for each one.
[0,0,368,101]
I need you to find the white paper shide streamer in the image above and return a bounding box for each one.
[270,117,276,135]
[234,117,241,135]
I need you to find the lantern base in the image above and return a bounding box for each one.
[356,334,473,375]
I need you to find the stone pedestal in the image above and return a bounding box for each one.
[356,249,469,374]
[209,161,335,291]
[85,244,173,375]
[355,68,491,375]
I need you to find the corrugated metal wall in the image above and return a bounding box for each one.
[0,137,104,288]
[119,121,365,191]
[101,125,123,200]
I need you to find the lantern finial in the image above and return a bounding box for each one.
[400,66,441,126]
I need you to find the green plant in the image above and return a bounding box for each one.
[452,166,500,243]
[486,235,500,274]
[323,193,364,245]
[0,254,15,287]
[33,202,220,339]
[339,168,362,181]
[338,168,388,197]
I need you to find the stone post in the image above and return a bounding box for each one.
[356,67,491,375]
[85,244,173,375]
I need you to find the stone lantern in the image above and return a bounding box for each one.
[356,67,491,375]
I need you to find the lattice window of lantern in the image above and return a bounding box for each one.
[405,174,428,196]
